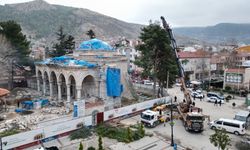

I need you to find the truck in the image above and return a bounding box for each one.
[234,110,250,128]
[141,108,170,127]
[160,16,205,132]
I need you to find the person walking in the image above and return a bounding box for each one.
[194,96,196,101]
[214,99,217,106]
[219,100,222,106]
[174,96,177,102]
[199,96,202,101]
[192,101,195,106]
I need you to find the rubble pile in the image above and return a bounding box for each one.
[0,115,45,132]
[40,107,70,115]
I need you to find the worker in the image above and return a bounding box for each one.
[174,96,177,102]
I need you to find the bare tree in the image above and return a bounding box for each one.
[0,34,15,89]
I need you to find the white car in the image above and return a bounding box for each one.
[207,97,224,103]
[191,91,204,98]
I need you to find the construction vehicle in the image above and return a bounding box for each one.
[160,16,205,132]
[141,109,170,127]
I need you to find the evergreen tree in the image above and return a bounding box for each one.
[0,20,30,64]
[98,135,104,150]
[86,29,96,39]
[209,129,231,150]
[51,26,75,57]
[79,142,83,150]
[135,22,178,97]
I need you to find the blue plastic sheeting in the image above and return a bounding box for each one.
[33,99,49,107]
[79,38,114,51]
[21,101,33,110]
[106,67,123,97]
[36,56,97,68]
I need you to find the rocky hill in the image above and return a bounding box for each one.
[174,23,250,44]
[0,0,143,45]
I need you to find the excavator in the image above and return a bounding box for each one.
[160,16,206,132]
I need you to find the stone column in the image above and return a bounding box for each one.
[58,82,62,101]
[43,78,46,96]
[49,81,53,99]
[37,79,40,92]
[76,86,82,101]
[66,84,71,102]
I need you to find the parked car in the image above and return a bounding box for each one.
[143,80,154,85]
[207,97,224,103]
[209,118,246,135]
[234,111,250,128]
[191,91,204,98]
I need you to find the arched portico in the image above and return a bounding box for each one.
[43,71,49,96]
[82,75,96,99]
[50,71,58,100]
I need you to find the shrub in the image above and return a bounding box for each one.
[0,129,20,137]
[87,147,96,150]
[225,86,232,92]
[69,126,92,140]
[95,124,145,143]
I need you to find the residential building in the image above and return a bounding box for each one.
[178,50,211,81]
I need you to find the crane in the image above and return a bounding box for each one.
[160,16,205,132]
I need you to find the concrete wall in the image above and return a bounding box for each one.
[2,96,170,150]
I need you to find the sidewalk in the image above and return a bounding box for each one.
[109,136,185,150]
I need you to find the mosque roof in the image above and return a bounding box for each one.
[36,56,97,68]
[78,38,114,51]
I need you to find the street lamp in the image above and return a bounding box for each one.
[170,97,174,147]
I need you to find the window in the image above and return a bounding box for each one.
[216,121,222,125]
[223,122,240,128]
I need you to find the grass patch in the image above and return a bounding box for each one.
[0,129,20,137]
[69,126,92,140]
[95,123,145,143]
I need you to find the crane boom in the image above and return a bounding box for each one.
[160,16,192,110]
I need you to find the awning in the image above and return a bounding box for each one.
[190,81,202,85]
[0,88,10,97]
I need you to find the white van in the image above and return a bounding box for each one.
[209,118,246,135]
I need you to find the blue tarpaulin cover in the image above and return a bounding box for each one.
[36,56,97,68]
[79,38,114,51]
[106,67,123,97]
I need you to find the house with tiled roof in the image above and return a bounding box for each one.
[178,50,211,81]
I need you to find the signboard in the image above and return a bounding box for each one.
[73,100,85,118]
[226,73,243,83]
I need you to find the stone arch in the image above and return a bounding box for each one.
[50,71,58,98]
[81,75,96,99]
[68,75,76,100]
[44,71,49,96]
[59,74,67,100]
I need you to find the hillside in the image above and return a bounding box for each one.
[0,0,143,45]
[173,23,250,44]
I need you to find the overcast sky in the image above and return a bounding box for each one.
[0,0,249,27]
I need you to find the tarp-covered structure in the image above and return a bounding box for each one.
[106,67,123,97]
[36,56,97,68]
[79,38,114,51]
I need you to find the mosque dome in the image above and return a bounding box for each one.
[79,38,114,51]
